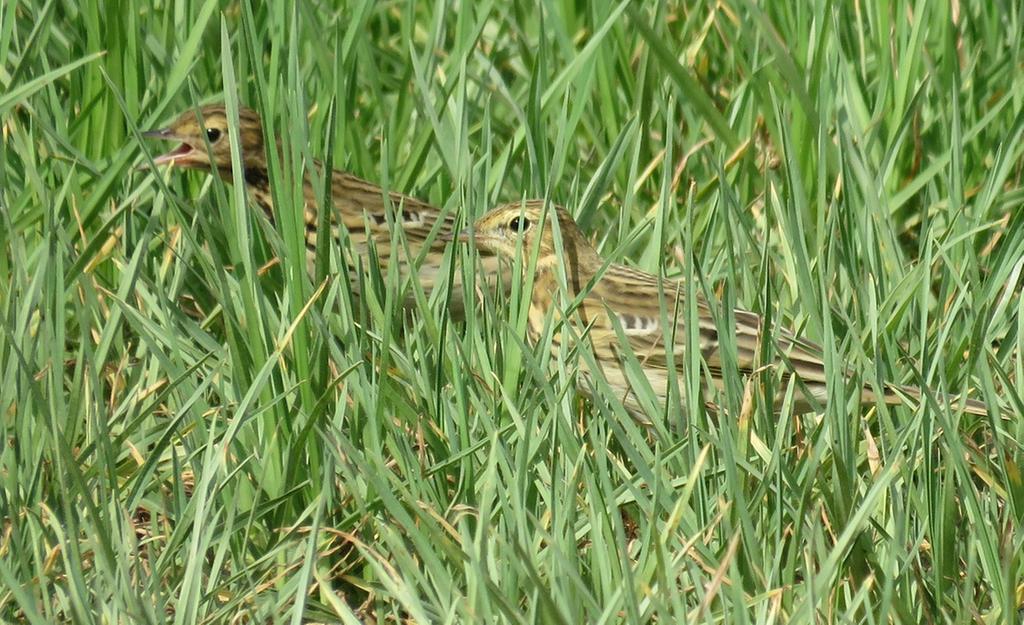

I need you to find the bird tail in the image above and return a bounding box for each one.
[871,384,989,416]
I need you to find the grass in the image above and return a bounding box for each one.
[2,0,1023,622]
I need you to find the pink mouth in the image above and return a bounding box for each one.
[153,142,198,165]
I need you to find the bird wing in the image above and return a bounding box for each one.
[323,171,455,245]
[583,268,830,391]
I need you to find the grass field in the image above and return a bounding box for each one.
[2,1,1024,623]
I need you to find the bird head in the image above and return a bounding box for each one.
[141,104,265,172]
[457,201,599,275]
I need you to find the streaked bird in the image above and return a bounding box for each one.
[457,200,989,419]
[141,103,489,313]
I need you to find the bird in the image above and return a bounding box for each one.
[455,200,990,421]
[140,103,493,314]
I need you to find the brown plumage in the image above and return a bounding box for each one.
[142,103,491,313]
[459,200,990,420]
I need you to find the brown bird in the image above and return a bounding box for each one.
[457,200,990,420]
[141,104,490,313]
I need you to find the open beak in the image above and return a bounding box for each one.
[138,128,199,170]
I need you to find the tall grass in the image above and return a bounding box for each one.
[1,1,1022,622]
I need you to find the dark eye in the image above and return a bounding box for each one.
[206,128,222,142]
[508,216,531,232]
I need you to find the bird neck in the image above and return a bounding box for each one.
[557,236,601,296]
[207,154,275,223]
[218,143,322,224]
[527,240,601,304]
[243,166,269,189]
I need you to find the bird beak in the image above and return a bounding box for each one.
[138,127,199,170]
[137,128,168,171]
[141,128,172,140]
[442,227,473,243]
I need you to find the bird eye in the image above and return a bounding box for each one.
[206,128,222,142]
[508,216,531,232]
